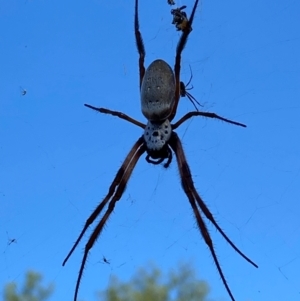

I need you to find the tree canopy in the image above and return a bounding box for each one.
[3,271,53,301]
[100,263,209,301]
[3,263,210,301]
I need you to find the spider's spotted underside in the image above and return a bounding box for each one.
[63,1,258,300]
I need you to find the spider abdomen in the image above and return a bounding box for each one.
[141,59,175,121]
[144,119,172,151]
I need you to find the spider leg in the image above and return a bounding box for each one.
[185,65,194,87]
[68,137,146,301]
[62,137,145,268]
[145,145,173,168]
[169,132,257,301]
[163,147,173,168]
[172,111,247,130]
[193,189,258,267]
[145,155,165,165]
[84,104,146,129]
[170,132,257,266]
[185,91,203,110]
[170,0,200,121]
[134,0,146,88]
[179,84,202,111]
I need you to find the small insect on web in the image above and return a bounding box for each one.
[102,256,110,265]
[6,231,17,246]
[171,5,190,32]
[7,238,17,246]
[62,1,258,301]
[20,86,27,96]
[3,231,18,255]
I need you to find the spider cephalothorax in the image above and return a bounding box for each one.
[63,1,257,301]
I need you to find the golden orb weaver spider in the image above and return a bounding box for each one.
[63,1,258,300]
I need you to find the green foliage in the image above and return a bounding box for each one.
[2,263,209,301]
[3,271,53,301]
[99,262,209,301]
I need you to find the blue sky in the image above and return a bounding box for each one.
[1,0,300,300]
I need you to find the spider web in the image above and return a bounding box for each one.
[1,1,300,301]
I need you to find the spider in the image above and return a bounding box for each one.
[63,0,258,300]
[180,65,203,111]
